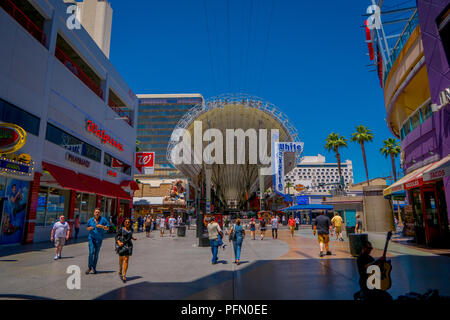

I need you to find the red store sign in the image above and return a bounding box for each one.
[135,152,154,173]
[66,152,90,168]
[107,169,117,177]
[404,178,423,190]
[86,120,124,152]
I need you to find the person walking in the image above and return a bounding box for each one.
[355,214,363,234]
[169,214,177,237]
[85,208,109,274]
[229,218,245,265]
[331,212,344,241]
[177,215,183,226]
[271,215,279,239]
[249,218,256,240]
[144,216,152,238]
[259,218,266,240]
[313,211,333,257]
[159,216,165,237]
[207,216,223,264]
[50,215,70,260]
[288,215,296,238]
[115,218,137,283]
[74,215,80,241]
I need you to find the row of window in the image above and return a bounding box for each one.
[137,136,171,143]
[400,102,433,140]
[137,129,175,136]
[46,123,131,175]
[138,104,197,111]
[0,98,40,136]
[137,123,178,129]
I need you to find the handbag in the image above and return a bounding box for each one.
[229,224,237,241]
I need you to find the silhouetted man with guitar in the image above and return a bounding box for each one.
[354,231,393,300]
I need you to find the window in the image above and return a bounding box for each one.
[411,111,421,130]
[35,186,70,227]
[46,123,101,162]
[0,98,40,136]
[422,103,433,121]
[74,193,96,224]
[104,153,131,176]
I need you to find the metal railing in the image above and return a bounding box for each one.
[108,97,133,127]
[0,0,47,47]
[384,9,419,81]
[54,46,104,100]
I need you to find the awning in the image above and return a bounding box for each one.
[42,162,93,193]
[383,163,436,196]
[133,197,164,205]
[120,180,140,191]
[423,154,450,182]
[78,173,112,197]
[282,204,334,211]
[104,180,132,200]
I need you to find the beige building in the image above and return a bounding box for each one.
[64,0,113,58]
[324,178,395,232]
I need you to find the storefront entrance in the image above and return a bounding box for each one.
[410,182,449,248]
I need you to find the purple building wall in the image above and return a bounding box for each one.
[402,1,450,221]
[417,0,450,105]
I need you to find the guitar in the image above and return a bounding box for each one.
[374,231,393,291]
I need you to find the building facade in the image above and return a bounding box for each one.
[284,154,354,194]
[0,0,137,244]
[371,1,450,247]
[136,94,204,180]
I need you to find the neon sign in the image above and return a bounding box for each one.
[86,120,123,151]
[0,123,27,154]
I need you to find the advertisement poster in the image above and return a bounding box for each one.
[0,179,29,244]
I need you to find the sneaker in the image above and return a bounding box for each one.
[92,269,97,274]
[85,268,91,275]
[54,255,58,260]
[58,254,62,259]
[319,251,324,257]
[326,251,332,255]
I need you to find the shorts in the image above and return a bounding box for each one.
[335,226,342,233]
[289,226,295,232]
[55,237,65,247]
[145,226,151,232]
[318,233,329,244]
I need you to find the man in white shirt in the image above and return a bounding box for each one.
[207,216,223,264]
[51,215,70,260]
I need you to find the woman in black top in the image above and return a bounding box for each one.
[260,219,266,240]
[116,218,137,282]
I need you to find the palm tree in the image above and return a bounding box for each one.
[351,125,374,186]
[136,140,141,152]
[285,181,294,195]
[325,133,348,181]
[380,138,402,181]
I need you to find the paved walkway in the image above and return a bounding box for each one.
[0,226,448,300]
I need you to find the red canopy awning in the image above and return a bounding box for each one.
[120,180,139,191]
[104,180,132,199]
[42,162,93,193]
[78,173,113,197]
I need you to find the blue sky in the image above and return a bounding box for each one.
[108,0,402,184]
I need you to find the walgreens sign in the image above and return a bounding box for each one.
[136,152,154,173]
[86,120,124,151]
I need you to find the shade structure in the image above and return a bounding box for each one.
[167,94,301,208]
[78,173,113,197]
[422,154,450,182]
[42,162,93,193]
[104,180,132,199]
[120,180,140,191]
[282,204,334,211]
[383,162,437,196]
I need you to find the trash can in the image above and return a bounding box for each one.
[199,234,210,247]
[348,233,368,257]
[177,225,186,237]
[346,226,355,237]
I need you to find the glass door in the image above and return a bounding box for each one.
[422,186,441,247]
[411,189,426,245]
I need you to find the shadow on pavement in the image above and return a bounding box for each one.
[0,294,55,300]
[0,234,116,258]
[94,255,450,300]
